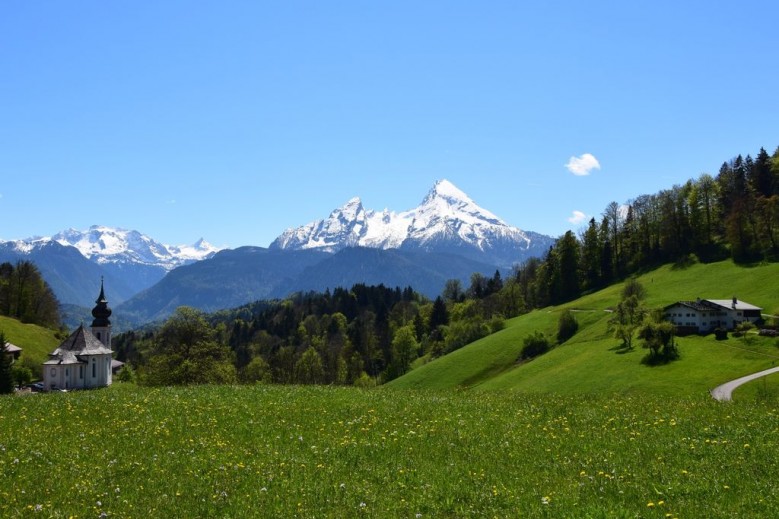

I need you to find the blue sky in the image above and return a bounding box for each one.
[2,1,778,248]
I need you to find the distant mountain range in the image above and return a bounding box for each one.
[0,227,219,306]
[1,180,555,328]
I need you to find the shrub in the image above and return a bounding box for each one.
[714,328,728,341]
[557,310,578,344]
[520,331,551,360]
[12,364,33,386]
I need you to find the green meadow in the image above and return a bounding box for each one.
[0,315,60,366]
[2,260,779,517]
[2,384,779,518]
[390,260,779,396]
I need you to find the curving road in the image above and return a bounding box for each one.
[710,366,779,401]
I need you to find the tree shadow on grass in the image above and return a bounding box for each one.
[609,344,633,355]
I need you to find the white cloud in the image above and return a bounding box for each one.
[567,210,588,225]
[565,153,601,176]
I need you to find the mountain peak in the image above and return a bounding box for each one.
[270,179,555,266]
[426,179,472,203]
[46,226,220,270]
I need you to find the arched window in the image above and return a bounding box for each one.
[92,358,96,378]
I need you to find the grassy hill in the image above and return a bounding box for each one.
[0,315,61,371]
[389,260,779,398]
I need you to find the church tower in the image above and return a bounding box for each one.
[91,278,112,348]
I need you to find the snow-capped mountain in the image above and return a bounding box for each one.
[270,179,554,267]
[0,226,222,309]
[50,226,219,270]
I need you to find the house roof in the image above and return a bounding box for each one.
[46,325,112,365]
[3,342,22,354]
[664,300,720,312]
[664,299,762,312]
[707,299,762,311]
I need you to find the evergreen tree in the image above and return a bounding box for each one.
[556,231,580,302]
[429,296,449,329]
[579,218,601,290]
[0,332,14,394]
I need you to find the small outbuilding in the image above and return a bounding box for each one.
[3,342,21,364]
[664,297,762,334]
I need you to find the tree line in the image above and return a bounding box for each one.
[516,145,779,308]
[114,273,526,387]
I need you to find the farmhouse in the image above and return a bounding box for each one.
[664,297,762,334]
[42,282,114,391]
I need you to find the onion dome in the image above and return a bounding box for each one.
[91,279,112,327]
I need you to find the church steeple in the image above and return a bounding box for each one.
[91,278,112,348]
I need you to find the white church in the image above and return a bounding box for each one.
[42,281,114,391]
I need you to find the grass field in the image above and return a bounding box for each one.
[390,260,779,398]
[0,315,60,367]
[1,383,779,518]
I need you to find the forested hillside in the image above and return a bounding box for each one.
[0,261,60,329]
[114,276,515,386]
[518,145,779,308]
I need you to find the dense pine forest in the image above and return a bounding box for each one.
[113,145,779,386]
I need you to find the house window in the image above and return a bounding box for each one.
[92,358,96,378]
[50,368,56,376]
[80,366,83,379]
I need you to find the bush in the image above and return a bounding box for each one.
[520,331,551,360]
[353,372,377,388]
[557,310,579,344]
[714,328,728,341]
[116,364,136,383]
[12,364,33,386]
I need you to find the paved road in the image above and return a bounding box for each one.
[710,366,779,401]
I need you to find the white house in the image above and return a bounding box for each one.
[664,297,763,334]
[42,282,113,391]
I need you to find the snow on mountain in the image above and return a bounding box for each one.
[270,179,551,266]
[5,226,220,271]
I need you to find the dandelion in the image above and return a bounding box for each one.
[541,496,551,505]
[647,502,655,508]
